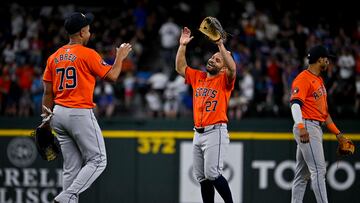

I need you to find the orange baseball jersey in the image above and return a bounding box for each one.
[43,44,112,108]
[185,67,235,127]
[290,70,328,121]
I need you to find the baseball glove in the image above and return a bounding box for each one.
[31,124,60,161]
[337,135,355,156]
[198,16,227,42]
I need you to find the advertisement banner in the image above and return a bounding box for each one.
[0,130,359,203]
[0,137,62,203]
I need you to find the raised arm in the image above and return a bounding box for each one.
[105,43,132,82]
[175,27,194,77]
[216,39,236,81]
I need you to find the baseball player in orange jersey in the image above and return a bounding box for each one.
[176,27,236,203]
[41,12,132,203]
[290,45,349,203]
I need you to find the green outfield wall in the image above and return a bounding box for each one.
[0,117,359,203]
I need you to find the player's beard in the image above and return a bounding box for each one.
[206,62,220,75]
[319,63,329,78]
[320,63,328,72]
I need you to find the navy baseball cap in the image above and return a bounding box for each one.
[64,12,94,35]
[307,45,335,64]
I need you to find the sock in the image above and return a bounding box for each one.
[212,175,233,203]
[200,179,215,203]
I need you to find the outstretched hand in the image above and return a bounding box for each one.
[179,27,194,46]
[116,43,132,61]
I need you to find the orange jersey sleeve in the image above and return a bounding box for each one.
[185,67,235,127]
[43,44,112,108]
[290,70,329,121]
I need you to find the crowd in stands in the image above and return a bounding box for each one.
[1,1,360,119]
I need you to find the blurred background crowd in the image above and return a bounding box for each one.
[0,0,359,119]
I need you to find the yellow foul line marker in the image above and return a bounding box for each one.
[0,129,359,141]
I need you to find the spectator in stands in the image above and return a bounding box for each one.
[282,58,300,107]
[5,73,21,116]
[229,68,254,119]
[147,68,169,102]
[30,68,43,115]
[94,80,116,118]
[163,73,184,118]
[266,54,282,115]
[145,87,163,118]
[18,91,31,117]
[163,82,179,118]
[159,16,180,74]
[29,34,44,66]
[0,67,11,114]
[135,68,151,110]
[123,71,136,110]
[1,2,360,119]
[2,43,16,64]
[133,0,147,30]
[334,47,356,114]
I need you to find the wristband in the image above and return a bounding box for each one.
[327,122,341,135]
[336,133,343,140]
[297,123,305,129]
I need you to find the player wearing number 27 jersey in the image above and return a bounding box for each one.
[186,66,234,127]
[42,12,132,203]
[176,27,236,203]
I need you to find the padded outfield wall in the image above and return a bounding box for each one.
[0,117,359,203]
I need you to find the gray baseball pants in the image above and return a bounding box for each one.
[292,119,328,203]
[51,105,107,203]
[192,123,229,182]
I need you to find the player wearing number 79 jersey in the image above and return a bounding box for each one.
[44,44,112,108]
[42,12,132,203]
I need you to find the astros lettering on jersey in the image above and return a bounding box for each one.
[185,67,235,127]
[290,70,329,122]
